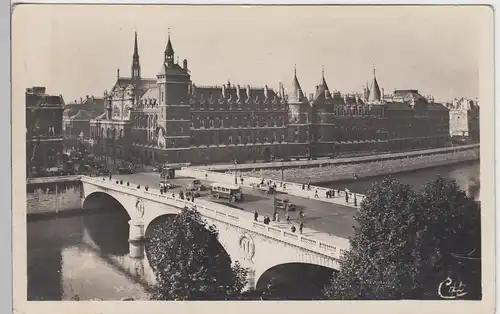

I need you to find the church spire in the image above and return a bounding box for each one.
[164,28,175,66]
[131,32,141,79]
[368,64,381,102]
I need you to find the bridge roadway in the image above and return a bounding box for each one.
[109,172,358,241]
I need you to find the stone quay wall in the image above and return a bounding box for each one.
[26,176,84,217]
[225,145,480,184]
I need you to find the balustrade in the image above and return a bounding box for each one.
[81,175,349,259]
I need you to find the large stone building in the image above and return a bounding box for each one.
[89,32,451,165]
[446,98,480,143]
[26,86,65,172]
[63,95,105,149]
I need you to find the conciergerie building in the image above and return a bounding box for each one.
[89,32,450,165]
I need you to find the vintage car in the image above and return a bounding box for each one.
[188,179,205,191]
[275,197,296,211]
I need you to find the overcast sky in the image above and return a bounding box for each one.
[13,5,489,103]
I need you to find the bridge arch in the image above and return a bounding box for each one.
[255,262,336,300]
[82,192,132,256]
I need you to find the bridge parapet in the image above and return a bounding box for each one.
[80,176,349,261]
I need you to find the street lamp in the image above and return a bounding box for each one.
[281,161,284,182]
[234,159,238,185]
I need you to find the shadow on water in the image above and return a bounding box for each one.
[254,263,335,300]
[82,192,131,256]
[27,200,141,300]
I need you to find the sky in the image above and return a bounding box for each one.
[12,5,490,104]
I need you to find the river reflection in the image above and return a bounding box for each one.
[27,161,481,300]
[27,213,152,301]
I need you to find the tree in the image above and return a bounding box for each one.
[323,176,481,300]
[146,207,248,300]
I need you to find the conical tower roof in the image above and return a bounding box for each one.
[315,67,330,100]
[290,65,305,103]
[165,36,174,56]
[368,67,381,102]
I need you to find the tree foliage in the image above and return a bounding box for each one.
[146,207,248,300]
[323,176,481,300]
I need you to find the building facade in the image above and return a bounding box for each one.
[89,32,451,165]
[26,86,65,172]
[447,98,480,143]
[63,95,105,150]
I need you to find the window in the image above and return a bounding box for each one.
[180,126,184,133]
[229,136,233,145]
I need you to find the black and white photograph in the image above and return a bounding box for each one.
[11,4,495,313]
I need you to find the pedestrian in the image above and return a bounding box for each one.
[299,221,304,234]
[205,173,208,180]
[127,182,130,186]
[331,189,335,197]
[192,194,195,202]
[274,211,279,223]
[307,182,311,190]
[109,175,112,180]
[299,209,305,221]
[283,183,287,190]
[286,213,290,224]
[254,210,259,222]
[345,191,349,203]
[314,189,319,198]
[240,176,244,185]
[302,184,305,190]
[326,190,330,198]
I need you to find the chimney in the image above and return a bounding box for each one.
[264,85,268,99]
[221,84,226,98]
[80,97,83,103]
[86,95,89,99]
[236,85,241,100]
[183,59,188,70]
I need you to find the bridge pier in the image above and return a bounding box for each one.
[128,220,145,259]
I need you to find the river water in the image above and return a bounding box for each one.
[27,161,480,300]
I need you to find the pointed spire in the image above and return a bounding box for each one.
[320,65,329,90]
[165,28,174,58]
[368,64,381,102]
[131,32,141,79]
[133,32,139,60]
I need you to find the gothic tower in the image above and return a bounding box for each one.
[156,30,192,151]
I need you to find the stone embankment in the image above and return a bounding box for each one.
[26,175,83,217]
[226,145,480,185]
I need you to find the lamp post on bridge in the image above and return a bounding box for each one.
[234,159,238,185]
[281,161,284,183]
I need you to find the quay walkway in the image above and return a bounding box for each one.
[192,144,480,172]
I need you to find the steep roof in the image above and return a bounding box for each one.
[165,34,174,56]
[368,71,381,102]
[26,93,64,108]
[70,109,94,119]
[191,85,279,103]
[289,70,306,103]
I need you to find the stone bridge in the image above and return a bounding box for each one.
[80,176,350,289]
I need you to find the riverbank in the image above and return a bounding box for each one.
[213,145,479,185]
